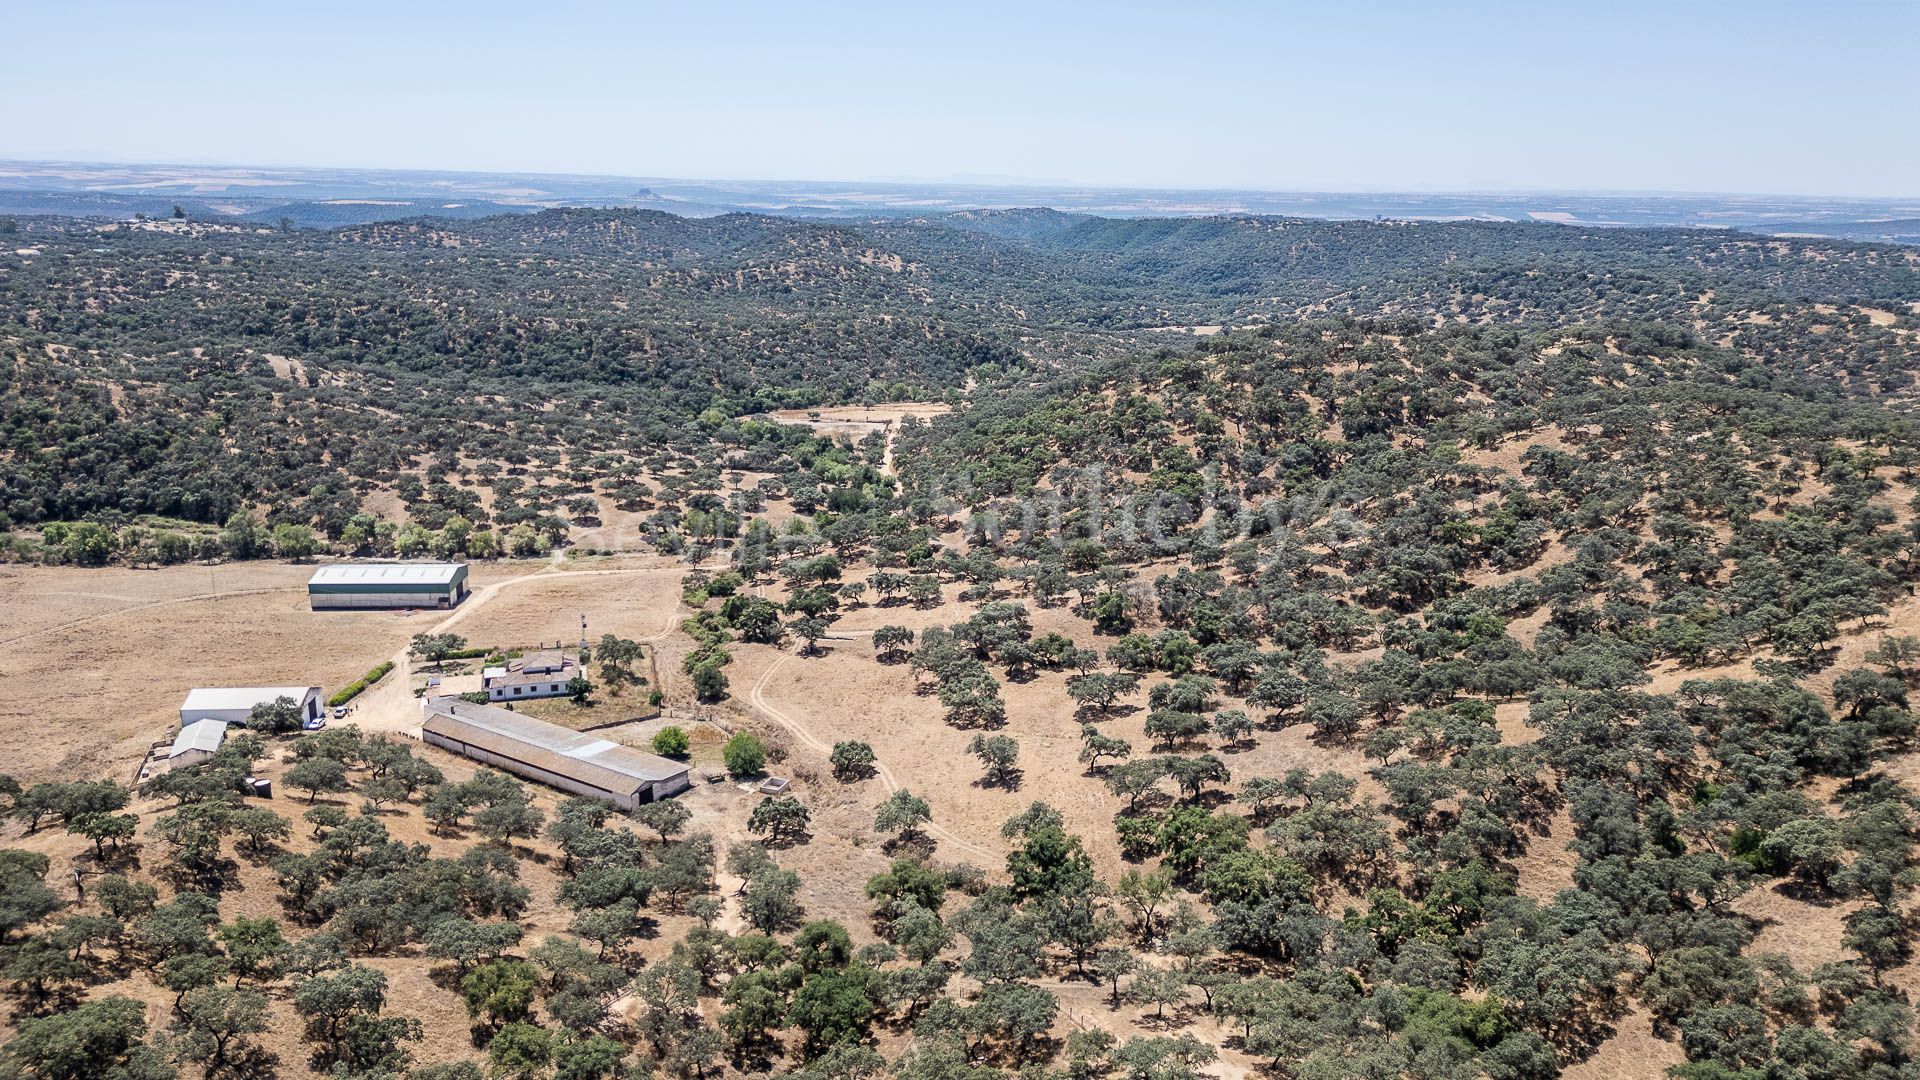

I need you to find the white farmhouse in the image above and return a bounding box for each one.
[482,651,580,702]
[180,686,324,727]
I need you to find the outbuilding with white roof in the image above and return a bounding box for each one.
[167,719,230,768]
[180,686,324,727]
[308,562,470,610]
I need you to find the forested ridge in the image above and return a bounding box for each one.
[1,208,1914,561]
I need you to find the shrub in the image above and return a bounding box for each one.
[830,741,877,781]
[653,727,691,758]
[328,662,395,707]
[723,733,768,776]
[690,660,730,702]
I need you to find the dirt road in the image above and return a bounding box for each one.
[752,403,950,478]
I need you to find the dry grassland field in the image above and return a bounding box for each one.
[0,561,457,779]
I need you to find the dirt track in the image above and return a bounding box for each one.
[351,559,717,736]
[752,402,951,477]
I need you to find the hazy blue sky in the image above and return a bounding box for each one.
[6,0,1915,196]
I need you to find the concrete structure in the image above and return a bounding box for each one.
[420,697,690,807]
[167,719,229,768]
[482,650,580,702]
[180,686,323,727]
[308,562,470,610]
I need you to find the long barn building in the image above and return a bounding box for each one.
[420,697,691,807]
[309,563,470,610]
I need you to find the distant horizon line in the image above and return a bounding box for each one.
[3,156,1915,205]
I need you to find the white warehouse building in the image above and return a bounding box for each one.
[308,562,470,610]
[180,686,324,727]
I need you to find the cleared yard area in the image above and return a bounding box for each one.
[0,557,688,782]
[0,562,474,781]
[751,402,952,474]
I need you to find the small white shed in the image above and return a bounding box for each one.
[180,686,323,727]
[167,719,229,768]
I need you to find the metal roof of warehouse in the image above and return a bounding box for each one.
[422,698,688,790]
[308,563,467,587]
[182,686,316,711]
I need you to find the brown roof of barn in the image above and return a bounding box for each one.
[421,698,688,793]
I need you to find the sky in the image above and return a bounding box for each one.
[5,0,1916,197]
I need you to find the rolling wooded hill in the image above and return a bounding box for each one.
[4,207,1920,1080]
[1,209,1914,541]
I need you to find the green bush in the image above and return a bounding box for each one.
[327,661,394,707]
[830,740,877,781]
[652,726,691,758]
[723,732,768,776]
